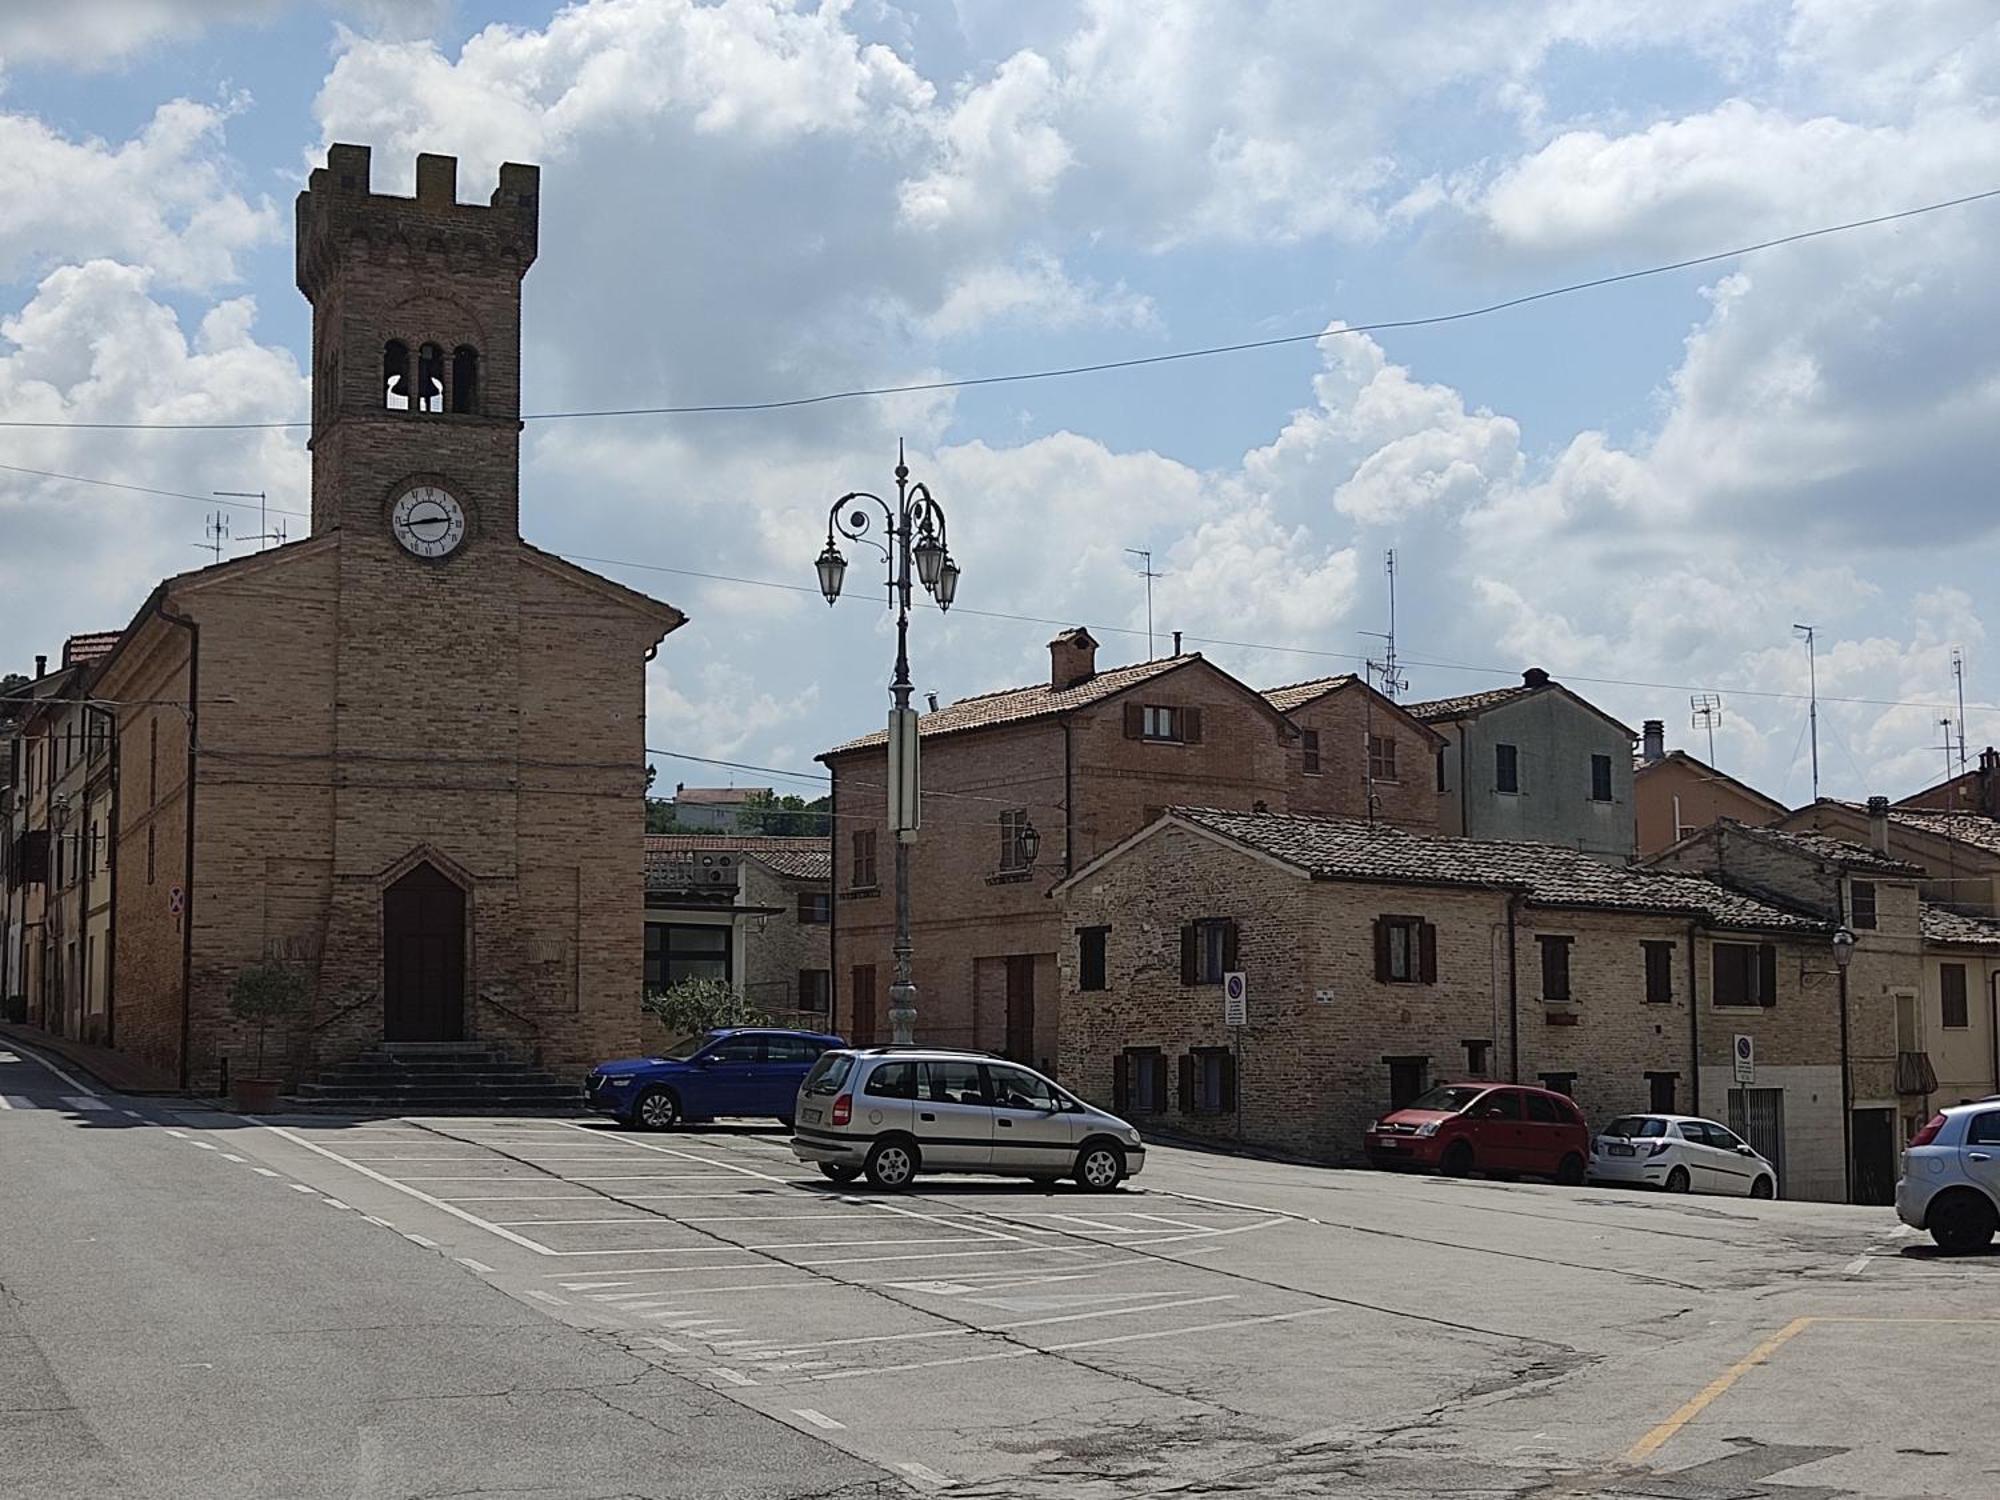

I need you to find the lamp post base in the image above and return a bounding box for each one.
[888,982,918,1047]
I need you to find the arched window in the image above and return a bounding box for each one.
[383,340,411,410]
[450,345,479,414]
[415,343,446,413]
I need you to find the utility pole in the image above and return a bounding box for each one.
[1125,548,1164,660]
[1794,624,1820,803]
[1953,647,1969,775]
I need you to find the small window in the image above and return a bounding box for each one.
[1367,734,1397,782]
[796,890,831,924]
[1712,942,1777,1007]
[999,808,1033,871]
[1078,926,1109,992]
[415,341,446,412]
[1388,1056,1429,1109]
[383,339,411,409]
[1647,1071,1678,1113]
[1590,753,1613,803]
[1375,915,1437,984]
[1182,1048,1236,1115]
[796,969,831,1014]
[1538,934,1573,1003]
[1462,1040,1490,1078]
[1180,917,1237,986]
[1301,730,1321,775]
[1495,742,1520,794]
[1538,1072,1576,1098]
[450,344,479,414]
[1942,963,1970,1029]
[864,1060,917,1099]
[851,829,878,888]
[1643,940,1675,1004]
[1118,1047,1167,1114]
[1850,880,1877,930]
[1435,747,1447,792]
[1143,705,1183,742]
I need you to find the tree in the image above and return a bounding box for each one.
[735,790,830,837]
[642,977,767,1039]
[227,959,310,1078]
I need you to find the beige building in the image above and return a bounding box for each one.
[5,146,681,1091]
[1634,719,1786,858]
[1054,808,1867,1198]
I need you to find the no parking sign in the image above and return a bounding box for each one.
[1222,971,1248,1027]
[1733,1033,1755,1084]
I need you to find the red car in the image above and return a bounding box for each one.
[1365,1083,1589,1184]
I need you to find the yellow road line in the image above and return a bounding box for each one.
[1623,1317,1812,1463]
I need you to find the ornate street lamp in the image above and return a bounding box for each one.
[814,442,959,1045]
[1833,923,1856,1202]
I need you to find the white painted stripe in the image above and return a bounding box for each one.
[289,1182,316,1193]
[895,1461,952,1488]
[552,1120,793,1182]
[1844,1255,1871,1275]
[404,1234,439,1249]
[7,1039,100,1098]
[1048,1214,1123,1233]
[792,1408,845,1431]
[220,1153,246,1163]
[165,1128,189,1138]
[191,1140,219,1151]
[643,1338,684,1353]
[121,1109,145,1118]
[259,1124,560,1256]
[252,1167,281,1178]
[323,1198,353,1211]
[525,1290,567,1306]
[796,1245,1092,1269]
[987,1294,1237,1331]
[489,1217,656,1227]
[457,1258,496,1274]
[361,1215,394,1227]
[62,1095,109,1112]
[0,1094,13,1110]
[708,1367,756,1387]
[748,1237,992,1252]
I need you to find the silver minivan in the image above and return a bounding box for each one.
[790,1047,1146,1192]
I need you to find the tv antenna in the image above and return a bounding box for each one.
[1125,548,1165,659]
[1940,717,1959,784]
[1953,647,1969,775]
[1793,624,1820,802]
[217,489,283,550]
[196,511,230,562]
[1361,550,1408,700]
[1690,693,1722,764]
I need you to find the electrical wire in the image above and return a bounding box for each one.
[3,186,1995,433]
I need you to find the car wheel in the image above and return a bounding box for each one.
[1439,1140,1474,1178]
[818,1163,860,1184]
[1554,1152,1586,1187]
[634,1087,681,1132]
[1928,1191,1998,1254]
[1664,1166,1691,1193]
[864,1137,919,1192]
[1750,1176,1775,1200]
[1075,1140,1126,1192]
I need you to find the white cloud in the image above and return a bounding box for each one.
[0,0,281,69]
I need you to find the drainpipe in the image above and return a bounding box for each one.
[828,761,840,1038]
[1062,720,1075,877]
[1837,960,1853,1204]
[1989,969,1999,1099]
[92,703,119,1049]
[1458,725,1470,838]
[1506,892,1521,1082]
[1686,919,1701,1116]
[160,603,198,1092]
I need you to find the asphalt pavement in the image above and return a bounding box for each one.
[4,1041,1995,1499]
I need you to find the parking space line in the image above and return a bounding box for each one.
[458,1258,496,1273]
[525,1290,568,1306]
[1625,1317,1814,1462]
[895,1461,952,1488]
[988,1294,1238,1332]
[748,1237,998,1252]
[552,1121,794,1182]
[792,1409,845,1431]
[798,1245,1107,1268]
[252,1167,281,1178]
[489,1217,659,1227]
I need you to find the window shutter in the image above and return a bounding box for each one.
[798,970,811,1008]
[1152,1064,1168,1114]
[1758,944,1778,1007]
[1221,919,1239,972]
[1419,922,1438,984]
[1114,1053,1130,1114]
[1178,1053,1196,1115]
[1183,707,1204,744]
[1219,1053,1237,1113]
[1373,918,1390,982]
[1180,925,1198,986]
[1124,702,1145,739]
[796,892,811,922]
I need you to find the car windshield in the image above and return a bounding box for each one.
[802,1053,854,1096]
[1404,1085,1488,1114]
[1601,1116,1667,1138]
[656,1032,716,1062]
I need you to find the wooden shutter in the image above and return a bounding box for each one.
[1180,925,1199,986]
[1758,944,1778,1007]
[1418,921,1438,984]
[1152,1061,1168,1113]
[1178,1053,1196,1114]
[1114,1052,1130,1114]
[1124,702,1145,739]
[1220,919,1239,972]
[1373,918,1390,982]
[1183,706,1204,744]
[1218,1052,1237,1113]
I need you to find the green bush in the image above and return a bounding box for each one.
[641,978,767,1040]
[227,959,310,1077]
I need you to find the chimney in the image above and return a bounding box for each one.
[1172,631,1182,656]
[1867,795,1890,854]
[1981,747,2000,819]
[1642,719,1665,764]
[1523,667,1551,688]
[34,654,47,678]
[1048,627,1099,691]
[926,692,940,713]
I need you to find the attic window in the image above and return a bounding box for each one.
[1850,880,1877,930]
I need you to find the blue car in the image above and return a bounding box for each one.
[585,1027,846,1131]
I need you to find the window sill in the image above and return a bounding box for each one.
[985,869,1034,886]
[1544,1003,1579,1026]
[842,885,881,899]
[1140,737,1187,746]
[1710,1003,1771,1011]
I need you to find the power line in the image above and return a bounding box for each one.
[5,186,1997,433]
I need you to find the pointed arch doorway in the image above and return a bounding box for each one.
[383,861,467,1042]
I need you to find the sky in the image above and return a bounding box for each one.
[3,0,2000,812]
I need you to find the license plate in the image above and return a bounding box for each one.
[1378,1138,1399,1149]
[1608,1143,1635,1157]
[802,1108,820,1124]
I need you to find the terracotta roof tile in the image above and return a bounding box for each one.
[644,834,827,854]
[62,631,123,668]
[1726,821,1928,876]
[744,848,833,881]
[1170,809,1825,931]
[1260,674,1359,713]
[1886,810,2000,859]
[1921,904,2000,947]
[824,655,1196,755]
[1401,685,1532,722]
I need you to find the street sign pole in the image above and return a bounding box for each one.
[1223,972,1247,1143]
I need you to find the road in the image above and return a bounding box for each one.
[3,1042,1995,1499]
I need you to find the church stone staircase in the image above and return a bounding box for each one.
[290,1043,584,1112]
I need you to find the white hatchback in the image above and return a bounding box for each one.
[1588,1114,1778,1198]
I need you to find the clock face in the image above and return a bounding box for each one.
[390,484,467,559]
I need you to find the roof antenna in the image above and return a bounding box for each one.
[1361,549,1408,700]
[216,489,283,550]
[1125,548,1165,660]
[1953,647,1969,776]
[1691,693,1722,765]
[1793,624,1819,802]
[197,510,229,562]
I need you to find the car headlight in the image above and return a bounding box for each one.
[1414,1120,1441,1138]
[604,1074,635,1086]
[1123,1128,1143,1145]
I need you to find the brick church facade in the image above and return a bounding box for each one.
[78,146,681,1087]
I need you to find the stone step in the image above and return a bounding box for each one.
[281,1094,589,1112]
[295,1076,580,1097]
[315,1063,557,1082]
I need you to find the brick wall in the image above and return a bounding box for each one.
[740,858,832,1025]
[1285,686,1442,832]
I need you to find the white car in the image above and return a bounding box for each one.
[1588,1113,1777,1198]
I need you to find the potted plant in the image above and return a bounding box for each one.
[227,959,309,1112]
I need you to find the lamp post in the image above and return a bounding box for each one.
[815,443,959,1045]
[1832,924,1856,1203]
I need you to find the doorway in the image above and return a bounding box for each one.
[1004,955,1036,1065]
[383,862,466,1042]
[1851,1107,1897,1206]
[1727,1087,1786,1192]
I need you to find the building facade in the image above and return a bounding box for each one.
[1634,719,1787,858]
[1411,668,1638,861]
[6,146,682,1090]
[1261,676,1444,831]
